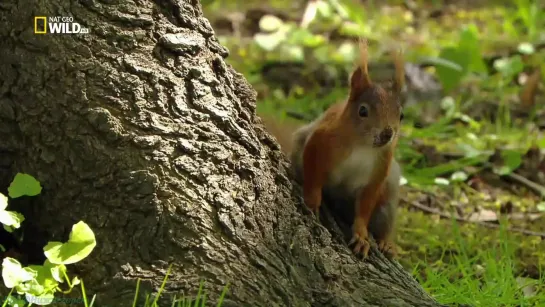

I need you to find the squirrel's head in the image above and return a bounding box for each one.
[345,39,404,149]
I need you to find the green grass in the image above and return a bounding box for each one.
[412,218,545,306]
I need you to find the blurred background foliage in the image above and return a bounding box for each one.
[202,0,545,305]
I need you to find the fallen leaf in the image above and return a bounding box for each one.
[516,277,538,298]
[468,209,498,222]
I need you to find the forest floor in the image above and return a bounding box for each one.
[203,0,545,306]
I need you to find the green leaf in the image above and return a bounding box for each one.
[71,276,81,286]
[254,31,286,51]
[28,264,59,292]
[4,295,27,307]
[287,28,325,47]
[0,210,25,229]
[537,202,545,212]
[339,21,365,37]
[45,260,66,283]
[24,278,45,296]
[336,42,356,62]
[458,24,487,74]
[537,137,545,149]
[258,15,284,32]
[8,173,42,198]
[435,48,469,93]
[280,45,304,61]
[2,258,36,288]
[316,0,333,18]
[44,221,96,265]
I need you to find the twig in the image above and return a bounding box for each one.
[504,172,545,198]
[404,198,545,239]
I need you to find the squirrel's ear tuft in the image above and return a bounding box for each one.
[349,38,372,100]
[392,48,404,94]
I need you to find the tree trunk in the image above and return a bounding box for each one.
[0,1,446,306]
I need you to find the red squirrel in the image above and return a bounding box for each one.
[289,40,404,259]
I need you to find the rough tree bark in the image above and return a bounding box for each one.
[0,0,446,306]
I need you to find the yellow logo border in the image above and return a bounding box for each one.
[34,17,47,34]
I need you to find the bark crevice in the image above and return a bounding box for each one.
[0,1,446,306]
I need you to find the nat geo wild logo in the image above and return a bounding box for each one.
[34,16,89,34]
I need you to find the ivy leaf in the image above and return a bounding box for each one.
[45,260,66,283]
[8,173,42,198]
[0,210,25,229]
[44,221,96,265]
[28,263,59,292]
[2,258,36,288]
[23,278,45,296]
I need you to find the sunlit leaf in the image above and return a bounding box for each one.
[518,42,535,54]
[254,32,285,51]
[2,258,36,288]
[8,173,42,198]
[44,221,96,265]
[0,193,7,211]
[434,178,450,186]
[451,171,468,182]
[0,210,25,229]
[259,15,284,32]
[316,0,333,18]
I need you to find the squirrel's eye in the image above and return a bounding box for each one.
[400,112,404,121]
[358,106,368,117]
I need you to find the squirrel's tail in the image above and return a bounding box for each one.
[259,113,304,156]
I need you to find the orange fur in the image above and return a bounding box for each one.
[295,39,404,259]
[302,103,352,213]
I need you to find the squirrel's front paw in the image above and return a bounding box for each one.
[377,240,397,259]
[304,191,321,219]
[348,226,371,258]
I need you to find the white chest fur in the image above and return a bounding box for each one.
[327,146,379,193]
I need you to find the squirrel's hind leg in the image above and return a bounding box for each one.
[368,160,401,259]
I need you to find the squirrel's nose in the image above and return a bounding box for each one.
[379,126,393,142]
